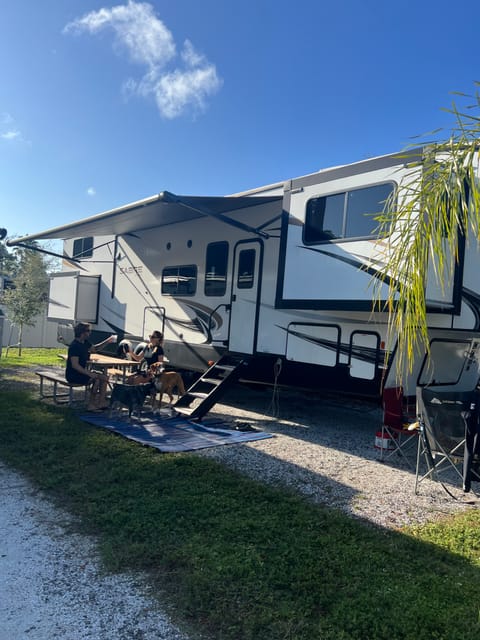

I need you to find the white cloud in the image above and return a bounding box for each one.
[87,187,96,196]
[1,130,21,141]
[64,1,222,119]
[181,39,205,67]
[0,114,24,142]
[154,65,222,119]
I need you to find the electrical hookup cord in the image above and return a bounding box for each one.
[264,357,283,418]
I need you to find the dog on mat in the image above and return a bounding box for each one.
[149,364,186,408]
[109,382,152,420]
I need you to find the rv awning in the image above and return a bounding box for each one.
[7,191,283,246]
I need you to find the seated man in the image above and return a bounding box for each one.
[65,322,111,411]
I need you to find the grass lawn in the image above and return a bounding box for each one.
[0,347,66,367]
[1,350,480,639]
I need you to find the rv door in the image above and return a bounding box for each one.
[228,240,262,354]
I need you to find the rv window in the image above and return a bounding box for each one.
[162,265,197,296]
[205,242,229,296]
[72,237,94,259]
[418,339,472,386]
[304,182,395,243]
[237,249,255,289]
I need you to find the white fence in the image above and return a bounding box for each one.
[0,307,59,349]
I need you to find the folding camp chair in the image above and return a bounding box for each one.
[460,392,480,493]
[415,387,480,496]
[378,386,419,468]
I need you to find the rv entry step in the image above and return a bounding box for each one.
[174,355,249,421]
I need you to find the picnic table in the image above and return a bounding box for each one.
[87,353,137,382]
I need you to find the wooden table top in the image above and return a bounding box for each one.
[88,354,134,367]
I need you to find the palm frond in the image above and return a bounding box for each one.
[373,92,480,381]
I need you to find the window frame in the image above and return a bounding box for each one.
[204,241,229,297]
[236,248,256,290]
[303,181,396,245]
[72,237,94,259]
[161,264,198,297]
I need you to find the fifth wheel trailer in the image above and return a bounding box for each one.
[8,147,480,402]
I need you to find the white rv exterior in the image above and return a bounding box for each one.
[10,148,480,400]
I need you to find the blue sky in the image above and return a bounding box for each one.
[1,0,480,243]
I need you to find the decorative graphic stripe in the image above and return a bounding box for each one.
[300,245,395,287]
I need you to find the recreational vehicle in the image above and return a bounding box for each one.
[9,148,480,411]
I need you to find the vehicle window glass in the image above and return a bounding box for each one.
[418,339,470,386]
[205,242,228,296]
[162,265,197,296]
[237,249,255,289]
[305,193,344,242]
[304,182,395,243]
[345,183,393,238]
[73,237,94,259]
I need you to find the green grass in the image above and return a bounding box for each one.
[0,346,66,367]
[1,377,480,639]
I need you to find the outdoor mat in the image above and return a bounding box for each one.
[79,411,273,452]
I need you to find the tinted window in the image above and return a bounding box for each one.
[304,183,395,243]
[237,249,255,289]
[205,242,228,296]
[304,193,344,242]
[72,237,94,259]
[345,183,393,238]
[162,265,197,296]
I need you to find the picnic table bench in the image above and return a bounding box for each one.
[35,369,89,405]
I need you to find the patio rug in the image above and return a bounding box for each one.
[79,411,273,452]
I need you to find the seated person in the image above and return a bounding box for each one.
[128,331,185,406]
[128,331,165,370]
[65,322,111,411]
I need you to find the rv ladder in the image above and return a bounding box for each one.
[174,355,249,420]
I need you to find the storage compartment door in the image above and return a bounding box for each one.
[348,331,379,380]
[48,272,100,323]
[286,323,339,367]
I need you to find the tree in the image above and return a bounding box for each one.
[374,83,480,381]
[1,244,50,356]
[0,237,17,277]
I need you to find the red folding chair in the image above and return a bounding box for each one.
[379,386,419,468]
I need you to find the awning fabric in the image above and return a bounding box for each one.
[7,191,282,246]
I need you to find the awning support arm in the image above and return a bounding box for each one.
[10,238,117,264]
[10,242,79,264]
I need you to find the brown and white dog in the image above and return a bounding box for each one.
[149,363,186,407]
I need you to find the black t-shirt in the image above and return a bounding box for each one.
[66,339,91,384]
[141,344,164,369]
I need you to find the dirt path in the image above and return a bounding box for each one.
[0,462,189,640]
[0,365,192,640]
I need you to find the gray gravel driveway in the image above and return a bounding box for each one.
[0,462,189,640]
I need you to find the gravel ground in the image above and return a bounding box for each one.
[1,366,192,640]
[1,365,479,638]
[0,462,189,640]
[201,384,480,530]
